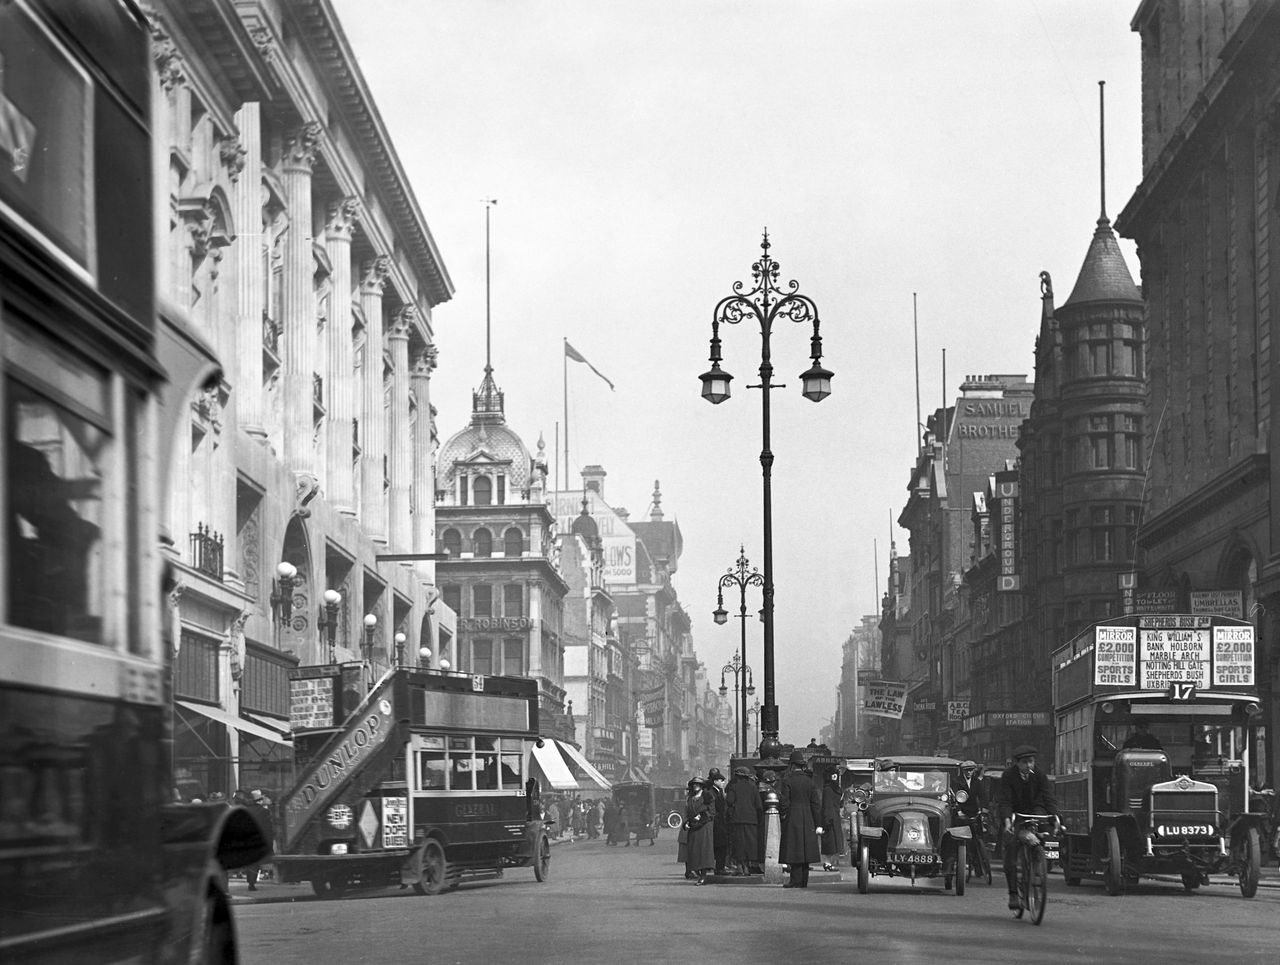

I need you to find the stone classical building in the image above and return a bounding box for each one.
[148,0,455,802]
[1117,0,1280,783]
[434,366,574,744]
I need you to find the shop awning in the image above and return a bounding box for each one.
[176,700,292,746]
[530,741,578,791]
[556,740,612,791]
[243,711,292,739]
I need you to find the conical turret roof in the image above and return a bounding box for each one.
[1062,217,1140,307]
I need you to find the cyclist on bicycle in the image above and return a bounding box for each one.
[952,760,986,821]
[996,744,1059,910]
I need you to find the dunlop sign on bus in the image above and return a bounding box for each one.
[1092,621,1253,689]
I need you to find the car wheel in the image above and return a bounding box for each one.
[857,843,870,894]
[954,844,966,896]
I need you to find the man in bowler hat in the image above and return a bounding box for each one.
[779,750,822,888]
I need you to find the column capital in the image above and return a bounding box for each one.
[327,197,361,240]
[361,255,391,293]
[391,305,418,337]
[282,122,323,172]
[220,137,247,182]
[412,344,439,377]
[141,7,188,91]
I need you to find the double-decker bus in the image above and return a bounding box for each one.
[1052,614,1266,897]
[273,666,551,896]
[0,2,268,961]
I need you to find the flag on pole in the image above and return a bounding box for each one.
[564,340,615,390]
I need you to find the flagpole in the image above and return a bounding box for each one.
[563,338,570,491]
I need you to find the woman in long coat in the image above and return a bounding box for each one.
[683,778,715,884]
[819,770,846,870]
[725,766,762,875]
[779,749,822,888]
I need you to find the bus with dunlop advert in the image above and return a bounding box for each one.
[272,666,550,897]
[1052,614,1267,897]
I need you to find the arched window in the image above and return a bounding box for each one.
[473,475,492,506]
[442,528,461,559]
[474,528,493,558]
[504,527,523,558]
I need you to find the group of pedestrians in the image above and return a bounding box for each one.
[678,752,846,887]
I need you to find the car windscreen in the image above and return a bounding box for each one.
[873,767,948,795]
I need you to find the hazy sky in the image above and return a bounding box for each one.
[331,0,1143,749]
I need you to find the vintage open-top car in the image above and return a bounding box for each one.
[849,756,973,895]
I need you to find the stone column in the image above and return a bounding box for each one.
[325,198,359,515]
[387,306,414,549]
[410,344,438,581]
[359,256,390,543]
[280,122,321,485]
[233,102,266,439]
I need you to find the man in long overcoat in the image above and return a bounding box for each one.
[706,768,729,874]
[779,749,822,888]
[725,766,762,874]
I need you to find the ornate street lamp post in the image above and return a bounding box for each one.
[700,230,832,759]
[713,547,763,758]
[718,652,755,758]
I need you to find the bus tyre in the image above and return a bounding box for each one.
[1103,827,1124,896]
[667,811,683,830]
[1239,827,1261,899]
[1181,872,1201,892]
[414,840,447,896]
[533,832,551,882]
[310,876,348,899]
[857,843,870,894]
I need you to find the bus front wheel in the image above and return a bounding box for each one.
[1103,827,1124,896]
[533,833,551,882]
[413,840,447,896]
[1239,827,1261,899]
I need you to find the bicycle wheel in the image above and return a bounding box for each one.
[1028,846,1048,925]
[973,833,992,884]
[1013,846,1027,919]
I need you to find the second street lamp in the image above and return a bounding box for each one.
[718,653,755,758]
[714,546,764,758]
[701,230,833,759]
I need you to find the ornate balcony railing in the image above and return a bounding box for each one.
[190,523,224,581]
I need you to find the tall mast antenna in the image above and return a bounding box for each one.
[1098,81,1107,220]
[483,199,497,373]
[913,293,921,451]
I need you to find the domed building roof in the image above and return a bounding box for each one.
[436,366,535,494]
[1061,217,1141,308]
[570,496,599,541]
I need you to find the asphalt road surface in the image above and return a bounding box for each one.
[233,836,1280,965]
